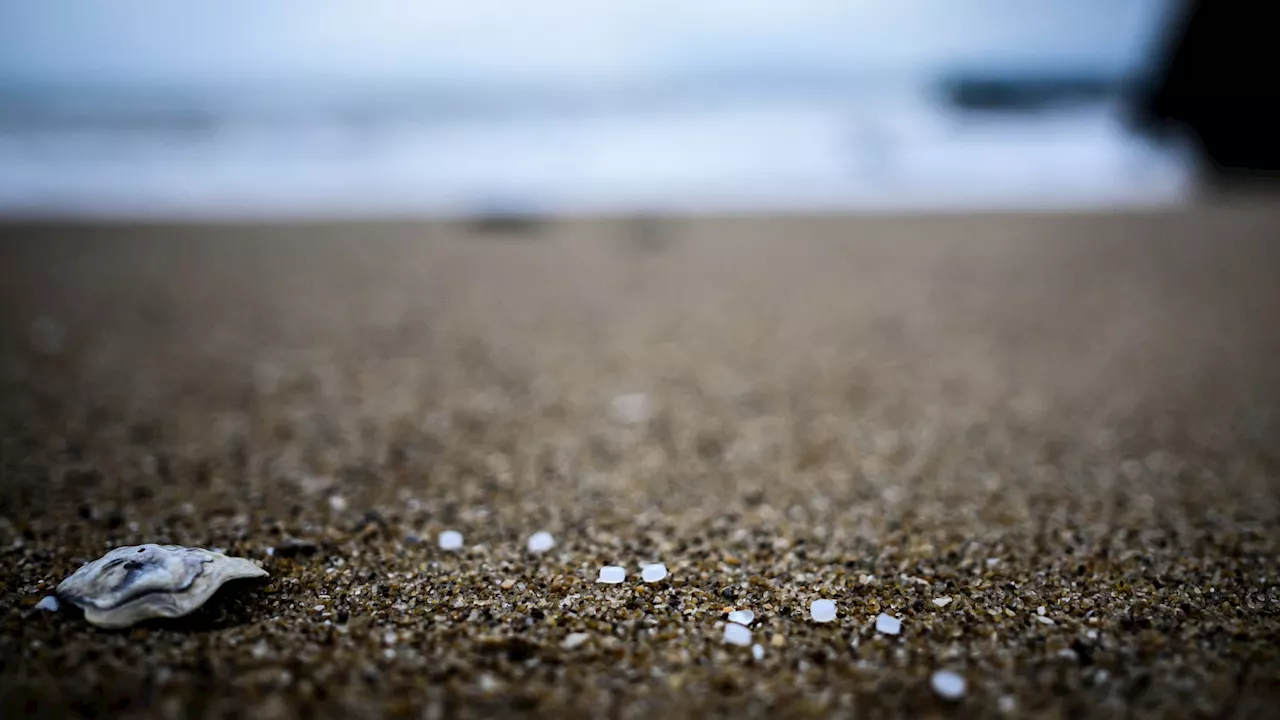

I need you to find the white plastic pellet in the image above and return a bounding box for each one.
[931,669,966,700]
[875,613,902,635]
[641,563,668,582]
[752,644,764,660]
[527,531,555,554]
[598,566,626,583]
[723,622,752,647]
[562,633,591,649]
[438,530,464,551]
[609,393,651,425]
[810,599,837,623]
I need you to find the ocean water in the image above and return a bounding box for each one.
[0,84,1192,219]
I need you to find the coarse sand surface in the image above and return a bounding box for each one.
[2,207,1279,718]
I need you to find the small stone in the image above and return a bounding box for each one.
[932,596,952,607]
[1036,615,1056,626]
[810,599,837,623]
[562,632,591,649]
[641,563,668,583]
[598,566,626,583]
[34,596,59,612]
[931,670,966,700]
[383,630,397,646]
[1086,629,1099,640]
[527,531,555,554]
[1036,605,1046,616]
[500,578,516,590]
[752,644,764,660]
[723,622,752,647]
[438,530,464,551]
[875,613,902,635]
[770,633,785,647]
[727,609,754,626]
[328,495,348,513]
[998,696,1017,714]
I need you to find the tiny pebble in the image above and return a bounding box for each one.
[1036,615,1056,626]
[875,613,902,635]
[751,644,764,660]
[527,531,555,554]
[562,632,591,649]
[727,609,755,626]
[383,631,397,645]
[34,595,59,612]
[328,495,348,512]
[598,566,626,583]
[1086,629,1099,640]
[931,669,966,700]
[810,599,837,623]
[998,696,1017,714]
[265,547,275,556]
[641,563,668,582]
[723,622,752,647]
[438,530,464,551]
[932,596,952,607]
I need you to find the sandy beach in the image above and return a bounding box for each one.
[2,206,1279,718]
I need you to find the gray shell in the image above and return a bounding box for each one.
[56,544,267,628]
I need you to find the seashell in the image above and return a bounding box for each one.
[56,544,267,628]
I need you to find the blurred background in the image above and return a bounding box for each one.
[1,0,1195,219]
[5,4,1280,717]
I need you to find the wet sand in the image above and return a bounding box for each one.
[2,207,1279,718]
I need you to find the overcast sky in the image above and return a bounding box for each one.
[0,0,1177,86]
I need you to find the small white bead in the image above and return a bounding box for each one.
[931,669,966,700]
[875,613,902,635]
[810,599,837,623]
[527,531,555,554]
[438,530,464,551]
[598,566,626,583]
[641,563,668,582]
[723,622,752,647]
[562,632,591,649]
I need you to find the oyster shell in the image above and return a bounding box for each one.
[56,544,267,628]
